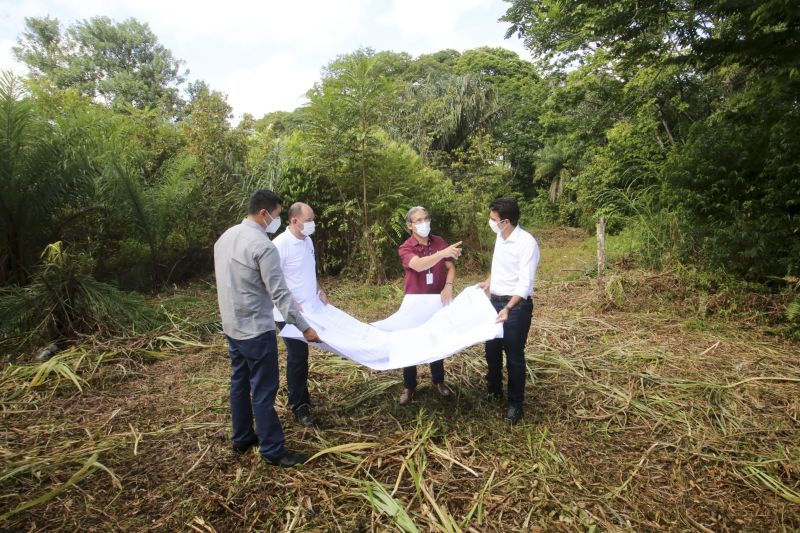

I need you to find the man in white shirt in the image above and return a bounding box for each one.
[273,202,329,427]
[478,197,540,424]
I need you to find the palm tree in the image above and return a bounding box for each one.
[403,73,500,158]
[0,72,95,285]
[102,151,200,288]
[534,142,574,202]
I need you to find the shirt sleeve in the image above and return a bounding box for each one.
[434,236,453,266]
[256,242,310,332]
[398,240,417,269]
[513,236,540,298]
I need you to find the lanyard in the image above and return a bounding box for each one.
[423,240,433,273]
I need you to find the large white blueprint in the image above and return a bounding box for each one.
[370,294,442,331]
[280,286,503,370]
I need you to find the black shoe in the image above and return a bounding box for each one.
[263,450,309,468]
[293,404,317,427]
[232,434,259,454]
[486,389,502,403]
[504,404,523,424]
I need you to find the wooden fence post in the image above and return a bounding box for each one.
[597,216,606,300]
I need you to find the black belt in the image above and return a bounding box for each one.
[490,294,531,303]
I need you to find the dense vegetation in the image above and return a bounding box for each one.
[2,2,799,350]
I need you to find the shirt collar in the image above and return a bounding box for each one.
[501,225,522,242]
[242,218,265,232]
[287,229,306,244]
[405,235,431,248]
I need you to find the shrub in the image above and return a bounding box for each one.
[0,242,160,353]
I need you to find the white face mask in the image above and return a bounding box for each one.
[300,220,315,236]
[414,220,431,238]
[488,218,502,234]
[265,212,281,234]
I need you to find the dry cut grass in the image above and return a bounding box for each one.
[1,227,798,531]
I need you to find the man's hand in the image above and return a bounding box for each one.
[440,284,454,305]
[439,241,463,260]
[477,278,490,291]
[303,327,321,343]
[318,288,329,305]
[495,307,508,323]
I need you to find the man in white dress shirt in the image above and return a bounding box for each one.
[273,202,329,427]
[478,196,540,424]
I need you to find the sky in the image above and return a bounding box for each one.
[0,0,531,120]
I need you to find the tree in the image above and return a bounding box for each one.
[398,72,499,161]
[453,47,544,189]
[304,52,399,280]
[0,73,99,285]
[14,16,187,114]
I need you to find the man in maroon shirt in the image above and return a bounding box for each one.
[397,206,463,404]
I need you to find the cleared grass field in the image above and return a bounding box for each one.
[1,228,798,531]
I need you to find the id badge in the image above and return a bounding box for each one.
[426,272,434,285]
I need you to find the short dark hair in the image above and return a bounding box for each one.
[489,196,520,226]
[247,189,283,215]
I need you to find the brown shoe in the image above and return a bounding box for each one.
[399,388,414,405]
[435,383,453,398]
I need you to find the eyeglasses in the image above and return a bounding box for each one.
[411,217,431,224]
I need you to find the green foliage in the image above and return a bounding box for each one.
[182,86,248,182]
[663,87,800,278]
[100,152,203,289]
[13,16,187,114]
[0,72,99,285]
[0,242,159,351]
[282,126,457,279]
[454,47,544,187]
[4,4,799,313]
[787,285,800,339]
[503,0,800,280]
[397,72,499,161]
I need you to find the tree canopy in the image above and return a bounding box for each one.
[13,16,187,114]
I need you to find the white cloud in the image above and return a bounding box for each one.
[376,0,494,54]
[0,38,27,76]
[222,51,320,118]
[80,0,374,51]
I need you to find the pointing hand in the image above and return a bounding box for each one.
[439,241,462,260]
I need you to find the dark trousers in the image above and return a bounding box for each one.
[227,330,286,459]
[485,297,533,406]
[277,322,311,411]
[403,360,445,390]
